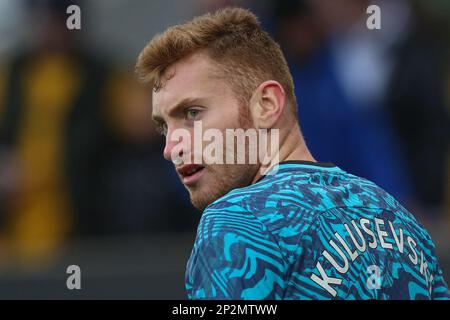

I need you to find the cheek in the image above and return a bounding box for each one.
[205,164,236,185]
[200,165,224,184]
[208,102,243,128]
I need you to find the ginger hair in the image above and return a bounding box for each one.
[136,7,298,117]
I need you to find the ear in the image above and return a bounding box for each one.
[249,80,286,129]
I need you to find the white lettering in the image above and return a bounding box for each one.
[310,261,343,297]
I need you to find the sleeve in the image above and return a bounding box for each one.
[185,205,288,300]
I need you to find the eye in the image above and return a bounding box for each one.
[186,108,201,120]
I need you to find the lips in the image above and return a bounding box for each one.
[177,164,205,185]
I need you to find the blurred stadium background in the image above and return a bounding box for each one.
[0,0,448,299]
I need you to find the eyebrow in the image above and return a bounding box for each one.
[152,97,204,123]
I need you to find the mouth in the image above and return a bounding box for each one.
[177,164,206,186]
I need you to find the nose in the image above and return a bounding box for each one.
[163,127,184,162]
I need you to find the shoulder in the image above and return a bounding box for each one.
[201,182,322,248]
[187,196,289,299]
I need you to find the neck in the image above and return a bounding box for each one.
[251,125,315,184]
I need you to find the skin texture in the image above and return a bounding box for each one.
[152,51,314,211]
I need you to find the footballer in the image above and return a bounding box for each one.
[136,7,450,299]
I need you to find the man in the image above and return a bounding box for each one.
[136,7,449,299]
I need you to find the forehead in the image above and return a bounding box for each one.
[152,52,224,115]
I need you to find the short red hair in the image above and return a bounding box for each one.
[136,7,298,117]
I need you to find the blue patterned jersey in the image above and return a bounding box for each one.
[185,161,450,300]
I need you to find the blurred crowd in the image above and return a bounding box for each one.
[0,0,199,269]
[0,0,449,271]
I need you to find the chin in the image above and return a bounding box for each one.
[186,164,259,211]
[189,194,212,212]
[188,186,221,211]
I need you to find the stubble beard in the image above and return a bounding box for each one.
[187,104,259,211]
